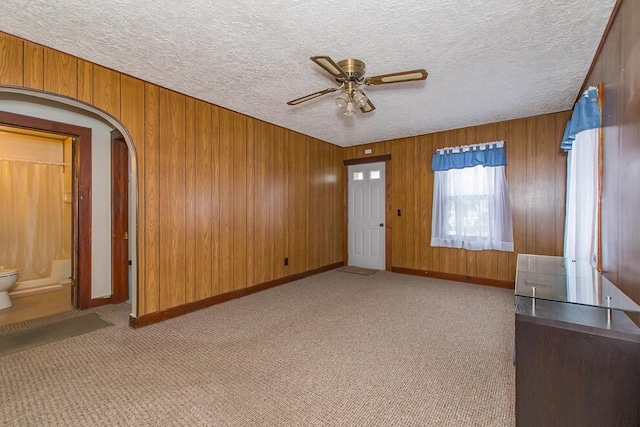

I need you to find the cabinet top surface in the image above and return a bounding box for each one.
[515,254,640,313]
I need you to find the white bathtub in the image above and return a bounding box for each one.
[11,259,72,291]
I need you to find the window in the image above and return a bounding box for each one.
[431,142,514,252]
[353,171,364,181]
[369,170,381,180]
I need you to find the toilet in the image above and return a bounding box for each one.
[0,268,19,310]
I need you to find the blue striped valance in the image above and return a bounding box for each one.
[431,141,506,172]
[561,86,600,152]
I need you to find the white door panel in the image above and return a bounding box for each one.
[348,162,385,269]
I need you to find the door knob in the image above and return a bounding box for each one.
[379,223,384,227]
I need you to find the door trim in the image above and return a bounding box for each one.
[111,129,129,304]
[0,110,93,308]
[343,154,392,271]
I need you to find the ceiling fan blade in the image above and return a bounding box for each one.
[359,98,376,113]
[287,87,338,106]
[365,69,428,86]
[310,56,348,80]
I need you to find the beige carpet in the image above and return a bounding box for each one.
[0,270,515,426]
[337,265,379,275]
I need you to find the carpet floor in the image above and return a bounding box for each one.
[0,270,515,426]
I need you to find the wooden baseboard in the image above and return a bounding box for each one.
[130,261,344,328]
[391,267,514,289]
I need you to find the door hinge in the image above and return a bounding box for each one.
[124,232,129,240]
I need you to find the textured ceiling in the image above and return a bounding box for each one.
[0,0,615,147]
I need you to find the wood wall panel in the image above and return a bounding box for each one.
[158,89,186,310]
[23,42,43,90]
[253,120,271,285]
[507,118,528,280]
[195,100,213,300]
[210,105,221,297]
[294,134,309,273]
[0,33,23,86]
[307,138,319,269]
[553,113,569,258]
[218,108,234,294]
[273,127,286,278]
[245,118,256,286]
[233,114,247,290]
[417,133,432,272]
[532,115,556,256]
[143,83,160,314]
[331,144,343,264]
[92,65,120,120]
[343,112,570,283]
[184,97,197,303]
[76,60,93,104]
[43,50,77,98]
[525,118,538,255]
[391,139,405,269]
[584,0,640,312]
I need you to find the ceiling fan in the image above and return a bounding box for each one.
[287,56,428,116]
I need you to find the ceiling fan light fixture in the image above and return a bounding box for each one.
[335,93,349,108]
[344,101,356,116]
[352,90,369,109]
[287,56,427,116]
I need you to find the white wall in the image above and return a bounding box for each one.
[0,93,113,298]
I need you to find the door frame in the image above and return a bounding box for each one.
[343,154,392,271]
[0,110,94,308]
[111,129,129,304]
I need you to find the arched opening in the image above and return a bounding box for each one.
[0,85,139,319]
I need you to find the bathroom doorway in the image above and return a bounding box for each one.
[0,124,75,324]
[0,111,101,321]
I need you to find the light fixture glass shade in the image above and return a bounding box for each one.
[344,101,356,116]
[335,93,349,108]
[352,90,368,109]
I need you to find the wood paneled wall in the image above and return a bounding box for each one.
[0,32,344,316]
[344,112,571,283]
[584,0,640,307]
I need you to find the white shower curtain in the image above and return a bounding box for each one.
[0,160,65,280]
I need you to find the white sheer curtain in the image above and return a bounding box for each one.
[431,164,514,251]
[0,160,65,280]
[564,128,598,264]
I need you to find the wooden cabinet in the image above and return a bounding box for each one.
[514,255,640,426]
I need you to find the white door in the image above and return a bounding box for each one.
[348,162,385,269]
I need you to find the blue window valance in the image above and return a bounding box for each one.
[431,141,507,172]
[561,86,600,152]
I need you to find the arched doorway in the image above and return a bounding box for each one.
[0,86,140,319]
